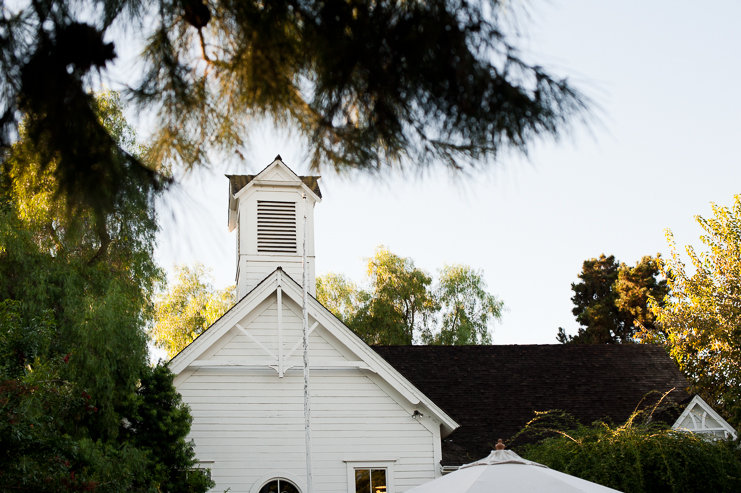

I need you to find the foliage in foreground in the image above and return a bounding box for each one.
[518,410,741,493]
[640,195,741,428]
[557,254,668,344]
[0,308,213,492]
[317,247,503,345]
[0,92,212,492]
[1,0,589,219]
[151,262,236,358]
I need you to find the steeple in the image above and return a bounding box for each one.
[227,156,322,299]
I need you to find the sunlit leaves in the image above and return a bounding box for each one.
[151,262,236,358]
[423,264,504,345]
[558,255,668,344]
[316,272,366,324]
[343,247,437,345]
[317,247,503,345]
[644,195,741,427]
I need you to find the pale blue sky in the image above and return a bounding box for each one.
[142,1,741,344]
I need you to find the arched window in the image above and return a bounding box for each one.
[259,479,300,493]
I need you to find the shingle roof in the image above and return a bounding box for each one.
[372,344,690,466]
[226,174,322,199]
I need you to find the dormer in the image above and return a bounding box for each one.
[227,156,322,299]
[672,395,738,440]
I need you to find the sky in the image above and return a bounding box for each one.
[121,1,741,345]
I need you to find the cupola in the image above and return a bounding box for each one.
[227,156,321,299]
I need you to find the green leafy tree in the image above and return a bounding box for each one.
[0,305,211,492]
[0,92,212,492]
[316,272,366,325]
[614,257,669,337]
[0,303,150,492]
[348,247,438,345]
[121,364,215,493]
[557,255,668,344]
[518,410,741,493]
[1,0,589,217]
[318,248,503,345]
[558,254,621,344]
[422,265,504,345]
[641,195,741,427]
[1,90,164,433]
[151,262,236,358]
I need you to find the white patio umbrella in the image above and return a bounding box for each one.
[406,441,621,493]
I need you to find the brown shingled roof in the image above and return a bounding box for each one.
[372,344,690,466]
[226,174,322,199]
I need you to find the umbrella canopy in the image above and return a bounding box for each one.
[406,447,621,493]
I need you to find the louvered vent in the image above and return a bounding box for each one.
[257,201,297,253]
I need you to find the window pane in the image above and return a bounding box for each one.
[355,469,371,493]
[371,469,387,493]
[279,480,300,493]
[260,481,279,493]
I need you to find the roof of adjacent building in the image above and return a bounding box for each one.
[372,344,691,466]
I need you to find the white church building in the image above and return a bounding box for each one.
[171,157,457,493]
[170,156,737,493]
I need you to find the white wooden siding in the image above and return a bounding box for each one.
[180,370,436,493]
[237,258,315,299]
[177,299,437,493]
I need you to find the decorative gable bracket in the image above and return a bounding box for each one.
[183,269,372,377]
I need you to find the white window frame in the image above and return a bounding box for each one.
[249,471,306,493]
[344,460,396,493]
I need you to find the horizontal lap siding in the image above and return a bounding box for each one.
[180,369,435,493]
[240,260,304,294]
[180,298,436,492]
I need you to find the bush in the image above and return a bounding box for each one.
[518,410,741,493]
